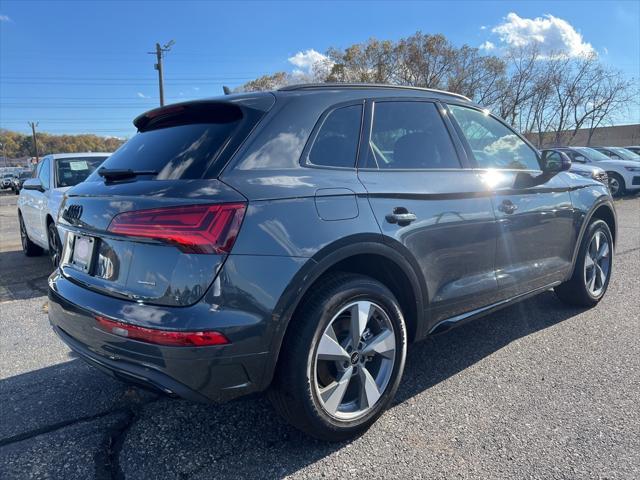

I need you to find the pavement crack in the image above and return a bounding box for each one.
[0,408,127,448]
[617,246,639,256]
[94,392,160,480]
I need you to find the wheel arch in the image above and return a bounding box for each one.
[570,198,617,273]
[260,234,427,389]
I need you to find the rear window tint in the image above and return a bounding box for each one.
[91,103,258,180]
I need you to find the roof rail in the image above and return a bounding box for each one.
[278,83,472,101]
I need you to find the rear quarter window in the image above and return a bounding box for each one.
[306,104,362,168]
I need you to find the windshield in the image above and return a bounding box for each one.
[609,147,640,161]
[56,157,107,187]
[574,147,613,162]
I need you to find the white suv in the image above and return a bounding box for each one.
[556,147,640,197]
[18,153,109,266]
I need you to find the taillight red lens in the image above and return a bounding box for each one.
[95,315,230,346]
[107,203,246,254]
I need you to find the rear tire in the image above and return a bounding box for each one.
[269,273,407,441]
[19,212,43,257]
[555,219,613,307]
[607,172,625,197]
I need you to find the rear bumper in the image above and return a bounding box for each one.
[48,272,271,403]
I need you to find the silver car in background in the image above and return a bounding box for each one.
[549,146,640,197]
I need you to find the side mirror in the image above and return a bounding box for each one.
[541,151,571,174]
[22,178,44,192]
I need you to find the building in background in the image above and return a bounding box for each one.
[528,124,640,148]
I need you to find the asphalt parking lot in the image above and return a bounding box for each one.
[0,190,638,480]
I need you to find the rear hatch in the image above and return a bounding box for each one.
[57,96,274,306]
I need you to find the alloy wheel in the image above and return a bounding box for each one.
[583,230,611,297]
[313,300,396,420]
[608,177,620,196]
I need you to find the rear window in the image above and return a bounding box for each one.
[90,103,259,180]
[56,157,107,187]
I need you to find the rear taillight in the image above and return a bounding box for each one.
[95,315,230,346]
[107,203,246,254]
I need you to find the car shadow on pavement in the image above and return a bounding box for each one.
[0,250,52,302]
[0,290,587,479]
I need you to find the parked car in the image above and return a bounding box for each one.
[592,146,640,162]
[18,153,110,266]
[46,85,616,441]
[551,146,640,197]
[11,171,34,194]
[624,146,640,155]
[1,175,15,189]
[541,149,608,186]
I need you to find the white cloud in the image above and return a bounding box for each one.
[192,86,200,91]
[0,14,11,22]
[492,12,594,57]
[480,25,487,30]
[136,92,150,99]
[479,41,495,51]
[287,49,332,76]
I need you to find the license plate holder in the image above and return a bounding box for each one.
[70,234,96,273]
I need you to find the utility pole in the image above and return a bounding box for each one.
[148,40,175,106]
[0,142,6,167]
[28,122,39,162]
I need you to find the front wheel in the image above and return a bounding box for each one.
[47,222,62,268]
[269,273,407,441]
[555,219,613,307]
[607,172,625,197]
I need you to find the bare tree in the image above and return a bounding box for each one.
[447,45,506,106]
[326,39,396,83]
[393,33,455,88]
[236,31,636,145]
[239,72,291,92]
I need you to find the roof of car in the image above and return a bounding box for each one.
[278,83,472,101]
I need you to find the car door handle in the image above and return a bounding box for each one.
[498,200,518,215]
[385,207,417,225]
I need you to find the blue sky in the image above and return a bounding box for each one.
[1,0,638,138]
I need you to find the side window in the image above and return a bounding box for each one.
[38,158,50,189]
[542,151,563,171]
[573,153,587,163]
[448,105,540,170]
[367,101,460,169]
[307,104,362,168]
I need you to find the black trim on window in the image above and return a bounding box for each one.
[357,97,465,171]
[299,100,365,170]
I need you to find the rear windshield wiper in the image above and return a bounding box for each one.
[98,168,158,181]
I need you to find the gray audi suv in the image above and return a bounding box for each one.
[45,84,616,441]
